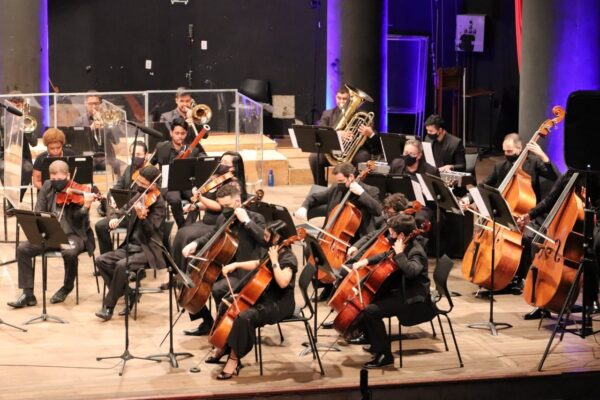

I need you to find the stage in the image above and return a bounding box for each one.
[0,185,599,400]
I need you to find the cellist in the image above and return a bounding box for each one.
[346,213,429,368]
[295,162,382,300]
[181,183,267,336]
[207,220,297,379]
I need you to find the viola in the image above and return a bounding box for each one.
[317,161,375,283]
[178,190,264,314]
[208,228,307,349]
[462,106,565,290]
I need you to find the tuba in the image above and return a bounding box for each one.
[325,85,375,166]
[22,100,37,133]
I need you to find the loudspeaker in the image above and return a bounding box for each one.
[564,90,600,172]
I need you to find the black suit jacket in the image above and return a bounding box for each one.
[318,107,381,156]
[425,133,466,171]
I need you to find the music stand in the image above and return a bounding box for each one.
[387,174,425,204]
[363,173,387,201]
[60,126,94,155]
[165,157,220,192]
[41,156,94,185]
[292,125,342,185]
[380,133,412,163]
[14,210,69,325]
[109,188,131,209]
[467,184,517,335]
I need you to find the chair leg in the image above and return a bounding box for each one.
[254,328,259,363]
[398,322,403,368]
[277,323,284,344]
[92,254,100,294]
[258,327,263,376]
[430,320,437,338]
[436,315,449,351]
[304,320,325,375]
[75,264,79,305]
[444,314,463,367]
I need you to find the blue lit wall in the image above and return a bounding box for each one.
[326,0,342,110]
[39,0,50,127]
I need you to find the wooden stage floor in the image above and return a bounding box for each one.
[0,185,599,400]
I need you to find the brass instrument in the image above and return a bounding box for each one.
[325,85,375,166]
[95,103,122,127]
[22,100,37,133]
[188,100,212,125]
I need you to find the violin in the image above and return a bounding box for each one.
[462,106,565,290]
[332,217,430,339]
[189,171,235,204]
[208,228,307,349]
[110,173,162,229]
[56,181,102,206]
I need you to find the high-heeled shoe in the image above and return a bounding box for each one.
[216,359,243,380]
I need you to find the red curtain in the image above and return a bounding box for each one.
[515,0,523,72]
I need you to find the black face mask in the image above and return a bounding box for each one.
[337,183,348,192]
[216,164,231,175]
[133,156,145,169]
[52,179,69,192]
[426,133,438,141]
[222,206,234,219]
[505,154,519,163]
[404,154,417,167]
[137,185,147,194]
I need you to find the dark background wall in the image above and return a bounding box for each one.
[48,0,327,125]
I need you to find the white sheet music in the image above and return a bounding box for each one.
[468,187,489,218]
[411,180,426,205]
[422,142,436,168]
[416,173,434,201]
[161,165,169,189]
[288,128,299,149]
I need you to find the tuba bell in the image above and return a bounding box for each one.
[324,85,375,166]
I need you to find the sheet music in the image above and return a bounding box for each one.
[288,128,299,149]
[161,165,169,189]
[416,174,434,201]
[468,187,489,218]
[411,180,426,205]
[422,142,436,168]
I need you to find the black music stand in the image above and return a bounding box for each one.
[466,184,517,335]
[166,157,220,192]
[387,174,423,203]
[147,238,194,368]
[380,133,411,163]
[109,188,131,209]
[14,210,70,325]
[292,125,342,185]
[60,126,94,155]
[41,156,94,184]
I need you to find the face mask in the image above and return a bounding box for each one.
[222,207,234,219]
[426,133,438,141]
[216,164,231,175]
[404,154,417,167]
[505,154,519,163]
[137,185,147,194]
[133,156,145,169]
[52,179,69,192]
[337,183,348,192]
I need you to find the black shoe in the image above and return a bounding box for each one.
[322,321,334,329]
[50,287,71,304]
[159,281,170,291]
[129,269,146,283]
[184,319,213,336]
[346,334,367,345]
[317,285,333,302]
[206,349,227,364]
[363,352,394,368]
[118,291,142,316]
[523,307,550,320]
[362,345,375,353]
[95,306,114,321]
[7,293,37,308]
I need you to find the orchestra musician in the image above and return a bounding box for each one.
[181,183,267,336]
[31,128,76,190]
[160,87,209,150]
[7,160,96,308]
[295,162,382,300]
[150,117,201,228]
[424,114,466,172]
[94,141,149,255]
[207,220,297,380]
[94,165,166,321]
[346,213,429,368]
[309,86,380,186]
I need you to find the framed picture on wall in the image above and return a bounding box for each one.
[456,14,485,53]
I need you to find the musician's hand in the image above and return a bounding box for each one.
[183,203,196,213]
[182,242,197,258]
[339,130,353,142]
[358,125,374,138]
[294,207,308,220]
[222,262,237,276]
[526,142,550,163]
[268,246,279,265]
[90,120,104,130]
[517,213,531,230]
[393,238,406,254]
[134,204,149,220]
[109,218,120,230]
[347,246,358,258]
[349,181,365,196]
[439,165,453,172]
[83,192,95,208]
[459,196,471,211]
[234,207,250,224]
[353,260,368,270]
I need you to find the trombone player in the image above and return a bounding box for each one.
[309,85,380,186]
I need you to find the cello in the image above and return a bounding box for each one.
[178,190,264,314]
[462,106,565,290]
[523,172,584,313]
[317,161,375,283]
[332,222,429,339]
[208,229,307,349]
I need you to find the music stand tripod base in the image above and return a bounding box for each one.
[467,321,512,336]
[0,317,27,332]
[24,313,68,325]
[300,309,341,355]
[97,349,161,376]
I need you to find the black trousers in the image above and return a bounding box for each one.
[515,221,539,281]
[96,247,148,308]
[309,148,371,186]
[17,234,85,292]
[94,216,129,255]
[166,190,198,228]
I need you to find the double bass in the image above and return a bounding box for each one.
[317,161,375,283]
[523,173,584,313]
[208,229,307,349]
[178,190,264,314]
[462,106,565,290]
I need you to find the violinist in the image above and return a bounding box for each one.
[348,213,429,368]
[181,183,266,336]
[150,117,202,228]
[207,220,297,379]
[7,160,96,308]
[94,141,149,255]
[295,162,382,301]
[31,128,76,190]
[95,165,166,321]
